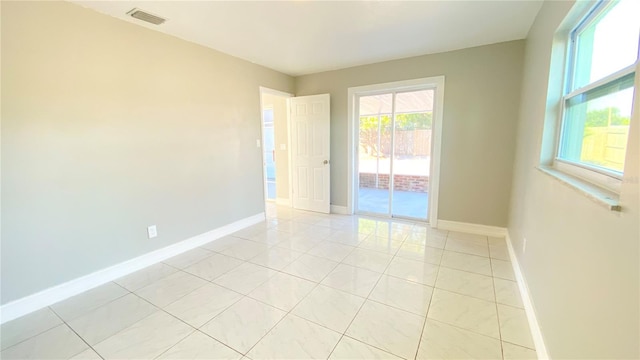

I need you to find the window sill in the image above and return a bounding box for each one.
[536,166,622,211]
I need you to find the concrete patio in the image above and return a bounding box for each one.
[357,187,429,220]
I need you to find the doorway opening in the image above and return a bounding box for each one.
[262,107,276,200]
[259,87,293,206]
[348,77,444,224]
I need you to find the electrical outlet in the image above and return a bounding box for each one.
[523,237,527,253]
[148,225,158,239]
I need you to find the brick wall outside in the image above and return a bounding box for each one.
[359,173,429,193]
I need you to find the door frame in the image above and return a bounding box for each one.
[346,76,445,226]
[259,86,293,206]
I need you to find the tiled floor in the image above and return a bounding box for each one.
[0,204,537,359]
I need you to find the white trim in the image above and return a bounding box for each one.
[436,220,507,237]
[259,86,293,98]
[0,213,265,324]
[330,205,349,215]
[505,233,550,360]
[564,64,636,99]
[429,77,445,227]
[259,86,293,204]
[275,197,291,207]
[347,76,445,225]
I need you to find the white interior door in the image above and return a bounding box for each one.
[290,94,330,213]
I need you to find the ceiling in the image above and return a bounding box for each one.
[73,1,543,76]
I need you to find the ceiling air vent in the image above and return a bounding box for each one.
[127,8,166,25]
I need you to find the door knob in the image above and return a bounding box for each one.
[323,160,329,164]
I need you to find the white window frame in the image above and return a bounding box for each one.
[554,0,639,193]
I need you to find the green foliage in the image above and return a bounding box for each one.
[395,113,432,130]
[359,112,432,131]
[358,112,432,157]
[585,108,630,127]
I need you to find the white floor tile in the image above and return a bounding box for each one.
[416,319,502,359]
[247,314,341,360]
[330,336,401,360]
[220,239,271,260]
[384,257,439,286]
[94,311,192,359]
[395,243,443,264]
[70,348,102,359]
[135,271,208,308]
[4,209,539,360]
[321,264,381,297]
[435,267,495,301]
[404,232,447,249]
[440,251,492,276]
[357,237,403,254]
[212,262,277,295]
[342,248,393,273]
[502,341,537,359]
[489,243,510,261]
[183,253,243,281]
[0,307,63,350]
[307,242,356,262]
[494,278,524,308]
[447,232,488,243]
[163,248,214,269]
[491,259,516,280]
[248,272,316,311]
[292,285,365,333]
[114,263,178,292]
[248,246,303,270]
[68,293,157,345]
[157,331,242,360]
[273,221,312,234]
[346,300,423,359]
[369,275,433,315]
[200,297,286,354]
[201,235,244,252]
[276,235,322,252]
[497,304,535,349]
[427,289,500,339]
[282,254,339,282]
[51,282,128,322]
[445,238,489,257]
[164,283,243,328]
[0,324,88,360]
[250,229,291,246]
[326,231,368,246]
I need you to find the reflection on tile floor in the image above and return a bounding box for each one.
[0,204,536,359]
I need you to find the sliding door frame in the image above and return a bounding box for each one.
[346,76,445,226]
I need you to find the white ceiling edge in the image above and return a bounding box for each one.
[70,1,543,77]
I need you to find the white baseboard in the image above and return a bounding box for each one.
[330,205,349,215]
[0,212,265,324]
[275,198,291,207]
[505,233,549,360]
[436,220,507,237]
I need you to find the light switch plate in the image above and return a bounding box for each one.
[256,139,261,147]
[280,144,287,150]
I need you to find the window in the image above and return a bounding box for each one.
[557,0,639,182]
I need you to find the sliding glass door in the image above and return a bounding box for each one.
[356,89,434,220]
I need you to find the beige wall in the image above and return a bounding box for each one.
[261,93,290,201]
[296,41,525,226]
[508,1,640,358]
[0,1,294,304]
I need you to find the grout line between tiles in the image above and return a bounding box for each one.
[413,235,445,360]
